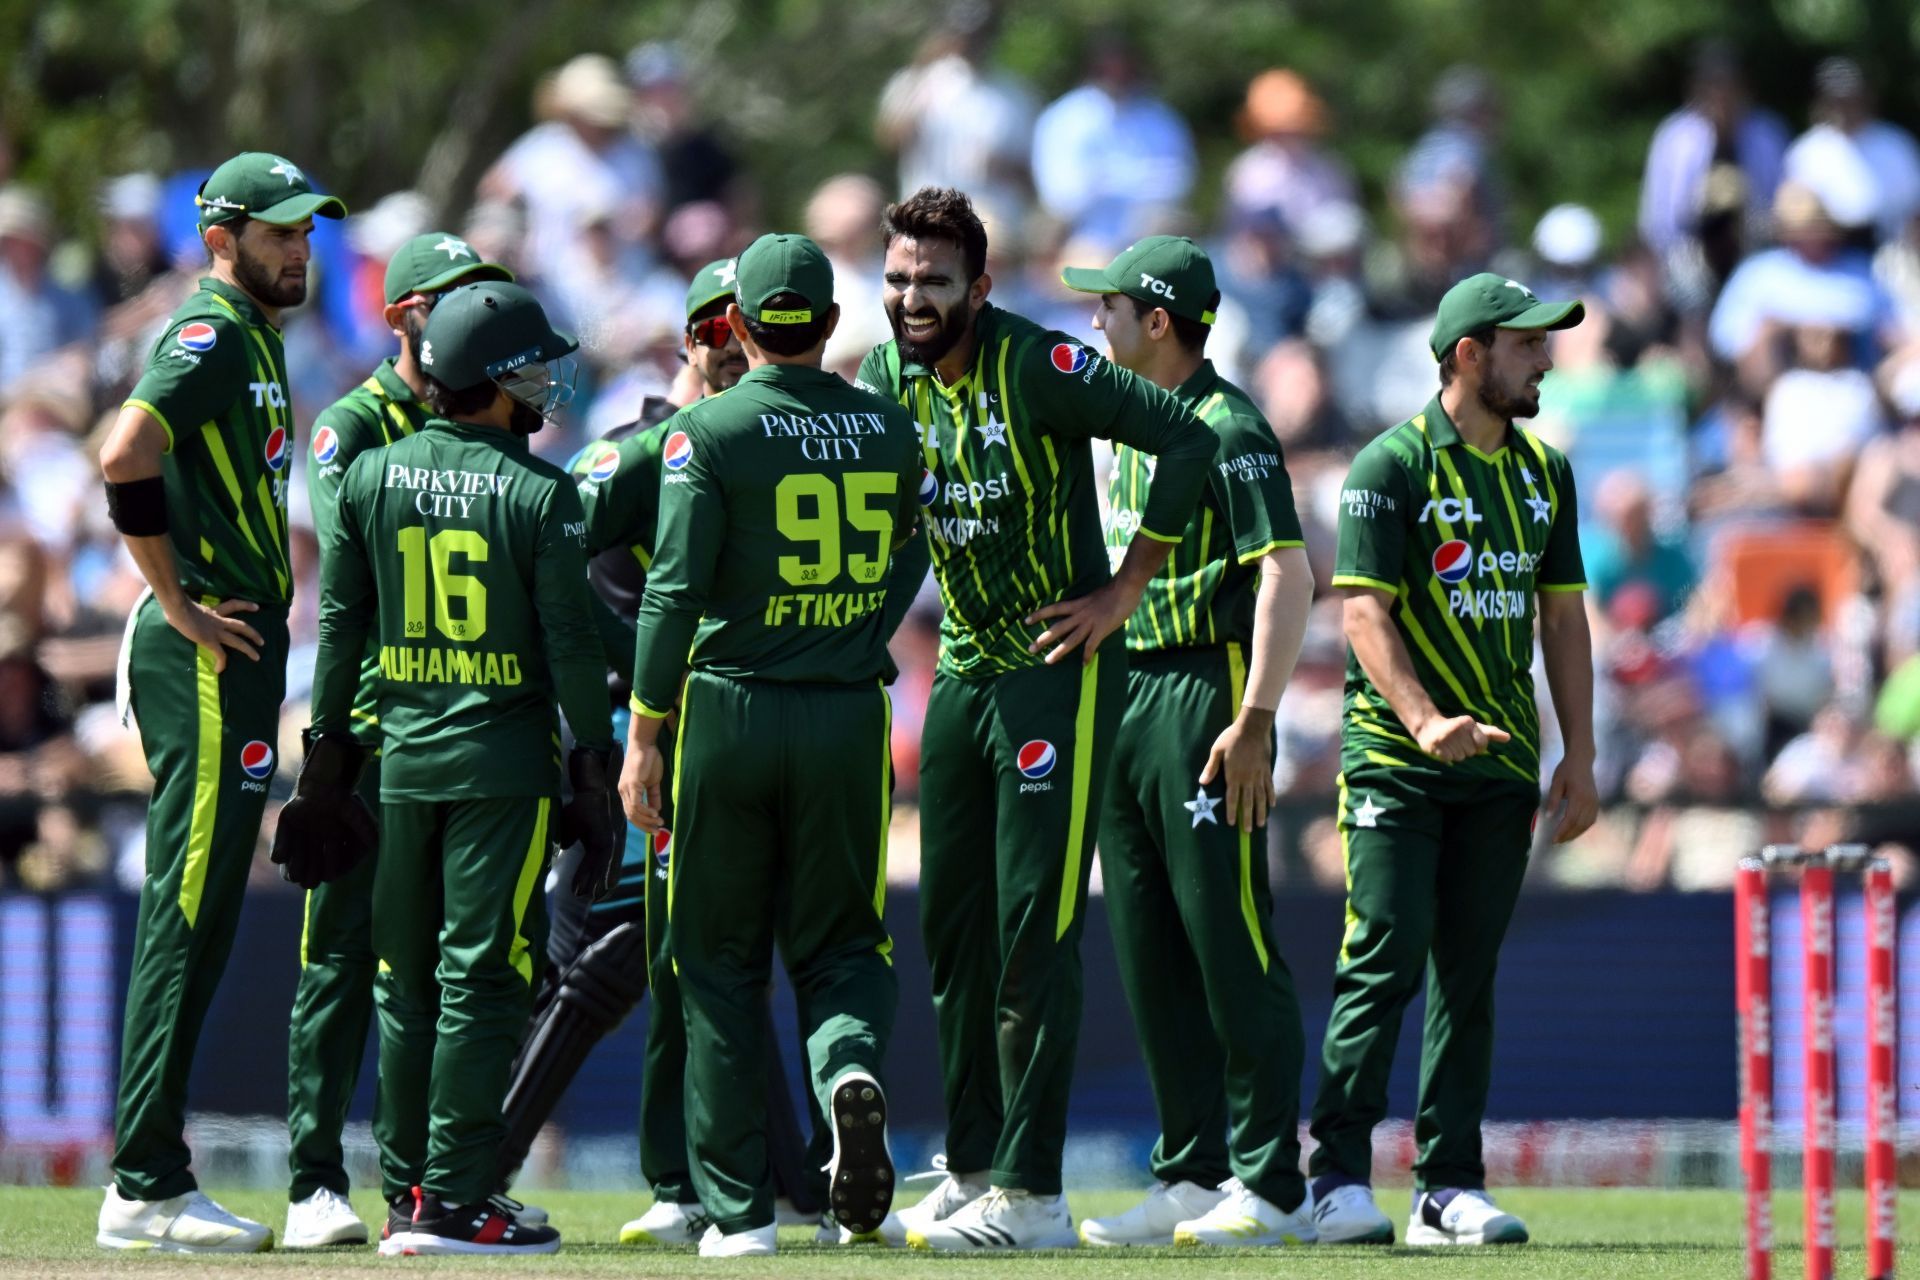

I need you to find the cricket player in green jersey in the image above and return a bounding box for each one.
[95,151,345,1254]
[854,189,1218,1251]
[1307,274,1597,1247]
[295,280,622,1256]
[1058,238,1318,1249]
[619,233,921,1258]
[283,232,512,1250]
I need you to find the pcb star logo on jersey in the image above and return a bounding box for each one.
[1352,793,1384,828]
[978,413,1008,449]
[1525,493,1551,523]
[1184,787,1221,828]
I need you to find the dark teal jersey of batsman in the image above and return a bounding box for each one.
[1331,395,1585,784]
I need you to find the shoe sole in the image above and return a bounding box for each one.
[382,1233,561,1256]
[827,1072,895,1237]
[906,1227,1081,1251]
[1405,1220,1529,1246]
[617,1227,698,1246]
[282,1224,369,1249]
[97,1230,274,1253]
[1078,1228,1172,1247]
[1317,1221,1396,1245]
[1174,1227,1317,1247]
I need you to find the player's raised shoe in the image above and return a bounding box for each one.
[378,1188,560,1256]
[97,1185,275,1253]
[893,1158,986,1238]
[1079,1180,1223,1246]
[698,1222,776,1257]
[826,1070,895,1236]
[1173,1178,1317,1247]
[1310,1179,1395,1244]
[618,1199,712,1245]
[907,1187,1079,1251]
[282,1186,367,1248]
[488,1192,548,1227]
[1405,1188,1528,1246]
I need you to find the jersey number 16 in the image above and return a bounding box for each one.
[396,527,488,642]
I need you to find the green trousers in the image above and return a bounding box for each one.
[635,733,697,1205]
[918,652,1126,1195]
[670,672,896,1234]
[113,595,289,1201]
[1308,765,1537,1190]
[372,794,551,1205]
[285,754,381,1200]
[1098,644,1305,1211]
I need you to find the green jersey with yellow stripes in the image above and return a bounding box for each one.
[1331,394,1585,783]
[124,277,296,607]
[1105,360,1303,651]
[309,358,430,745]
[856,303,1217,679]
[309,418,614,801]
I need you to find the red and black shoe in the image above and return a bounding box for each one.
[377,1190,413,1249]
[378,1186,560,1256]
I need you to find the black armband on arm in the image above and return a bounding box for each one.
[105,477,168,536]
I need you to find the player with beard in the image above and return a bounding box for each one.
[855,189,1218,1251]
[1307,274,1597,1247]
[281,232,513,1249]
[97,151,346,1252]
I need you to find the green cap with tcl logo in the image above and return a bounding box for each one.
[1061,235,1219,325]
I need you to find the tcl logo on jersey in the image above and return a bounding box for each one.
[663,432,693,471]
[239,740,275,792]
[263,427,289,472]
[176,322,217,353]
[918,469,938,506]
[249,381,286,410]
[653,828,672,880]
[312,426,339,464]
[1432,540,1473,585]
[1418,497,1482,525]
[587,448,620,482]
[1049,343,1089,374]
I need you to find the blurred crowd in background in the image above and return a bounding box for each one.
[0,28,1917,897]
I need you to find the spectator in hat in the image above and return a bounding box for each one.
[0,186,98,390]
[1784,57,1920,244]
[627,41,741,216]
[1223,69,1355,240]
[93,174,170,305]
[481,53,664,285]
[1639,41,1788,256]
[1761,314,1886,514]
[1531,203,1603,299]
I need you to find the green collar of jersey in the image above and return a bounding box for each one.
[737,362,846,392]
[897,302,1004,384]
[370,356,422,407]
[199,276,271,330]
[1172,358,1221,406]
[1417,393,1516,461]
[424,415,531,453]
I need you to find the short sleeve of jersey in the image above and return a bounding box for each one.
[573,427,664,557]
[125,314,247,452]
[1209,407,1304,563]
[1537,449,1587,591]
[1331,441,1413,593]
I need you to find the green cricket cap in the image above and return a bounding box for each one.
[383,232,513,305]
[1061,235,1220,325]
[685,258,737,320]
[195,152,347,231]
[733,233,833,325]
[420,281,577,392]
[1429,272,1584,360]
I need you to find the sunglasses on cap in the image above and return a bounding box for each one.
[688,315,735,348]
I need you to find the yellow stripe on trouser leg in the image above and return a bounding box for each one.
[507,797,551,985]
[875,682,895,963]
[1335,773,1360,966]
[1055,654,1101,941]
[300,890,313,968]
[1225,642,1270,972]
[177,636,223,926]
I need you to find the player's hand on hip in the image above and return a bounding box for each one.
[1200,711,1276,833]
[1544,753,1599,843]
[619,743,666,832]
[164,597,263,672]
[1027,582,1131,666]
[1415,713,1510,763]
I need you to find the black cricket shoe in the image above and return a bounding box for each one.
[378,1190,412,1248]
[827,1070,895,1236]
[376,1186,560,1256]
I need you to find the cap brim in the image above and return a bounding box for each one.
[1059,265,1120,295]
[1499,299,1585,332]
[685,286,733,320]
[543,326,580,360]
[409,262,515,299]
[252,192,349,224]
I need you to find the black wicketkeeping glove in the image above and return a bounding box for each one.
[558,745,625,900]
[270,732,378,890]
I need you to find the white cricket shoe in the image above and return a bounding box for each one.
[698,1222,775,1257]
[1311,1181,1395,1244]
[97,1185,274,1253]
[907,1187,1078,1251]
[282,1187,367,1248]
[1078,1180,1224,1246]
[618,1199,712,1245]
[893,1160,986,1237]
[1406,1188,1529,1245]
[1173,1177,1317,1246]
[489,1192,547,1226]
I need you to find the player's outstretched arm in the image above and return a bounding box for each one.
[1538,589,1598,842]
[1201,545,1313,831]
[1343,587,1507,764]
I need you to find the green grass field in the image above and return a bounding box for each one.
[2,1187,1916,1278]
